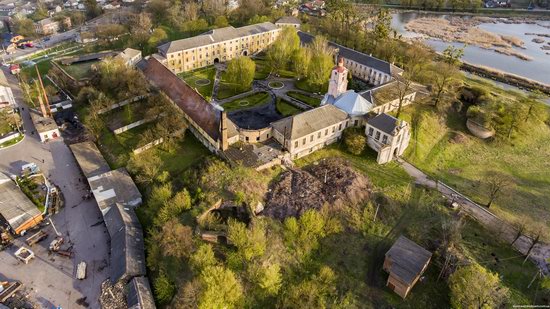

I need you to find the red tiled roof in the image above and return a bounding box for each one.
[139,58,220,140]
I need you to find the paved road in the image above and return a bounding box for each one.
[0,67,109,308]
[398,159,550,273]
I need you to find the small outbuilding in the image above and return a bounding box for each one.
[383,236,432,298]
[0,173,43,234]
[275,16,301,28]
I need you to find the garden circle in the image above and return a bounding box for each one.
[195,79,211,86]
[268,81,284,89]
[238,100,250,106]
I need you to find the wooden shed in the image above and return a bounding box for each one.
[383,236,432,298]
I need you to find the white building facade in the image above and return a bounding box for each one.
[365,113,410,164]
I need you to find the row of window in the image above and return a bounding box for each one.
[293,121,346,149]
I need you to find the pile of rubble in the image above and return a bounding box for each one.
[99,280,127,309]
[264,158,370,220]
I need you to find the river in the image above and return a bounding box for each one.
[391,12,550,85]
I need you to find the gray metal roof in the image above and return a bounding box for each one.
[0,173,42,233]
[367,113,400,135]
[29,109,58,133]
[104,204,146,284]
[271,104,348,140]
[70,142,111,179]
[127,277,156,309]
[87,168,142,214]
[386,236,432,285]
[330,90,374,116]
[158,22,279,55]
[297,31,394,75]
[276,16,301,25]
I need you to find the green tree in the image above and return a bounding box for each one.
[267,26,300,73]
[373,9,392,42]
[281,266,339,308]
[148,27,168,46]
[343,127,367,155]
[190,244,218,272]
[226,56,255,92]
[227,219,266,263]
[429,62,462,108]
[84,0,102,19]
[307,36,334,91]
[292,48,311,79]
[199,266,244,309]
[156,219,194,259]
[449,263,508,309]
[154,271,176,304]
[214,15,229,28]
[13,17,37,38]
[442,45,465,66]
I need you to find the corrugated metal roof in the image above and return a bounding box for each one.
[104,204,146,284]
[158,22,279,54]
[70,142,111,179]
[0,173,42,233]
[271,105,348,140]
[386,236,432,285]
[127,277,156,309]
[87,168,142,214]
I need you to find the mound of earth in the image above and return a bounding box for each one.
[263,158,370,220]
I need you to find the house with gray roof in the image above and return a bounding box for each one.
[271,104,349,159]
[275,16,301,28]
[365,113,411,164]
[383,236,432,298]
[0,173,43,235]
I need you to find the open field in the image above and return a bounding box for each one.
[222,91,271,112]
[399,79,550,236]
[61,61,97,80]
[287,91,322,107]
[178,67,216,99]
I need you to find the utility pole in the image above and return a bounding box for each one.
[35,65,51,116]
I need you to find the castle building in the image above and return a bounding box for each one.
[155,22,281,74]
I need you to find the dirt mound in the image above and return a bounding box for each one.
[263,158,370,220]
[449,131,468,144]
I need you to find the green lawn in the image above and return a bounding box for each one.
[222,92,271,112]
[102,100,149,130]
[276,98,302,117]
[152,133,211,177]
[61,61,97,80]
[399,88,550,236]
[0,135,23,148]
[287,91,322,107]
[115,120,158,150]
[253,58,271,80]
[178,67,216,100]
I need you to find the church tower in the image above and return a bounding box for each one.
[327,57,348,99]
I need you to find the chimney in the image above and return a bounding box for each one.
[220,111,228,151]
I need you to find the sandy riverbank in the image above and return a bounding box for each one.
[405,17,534,61]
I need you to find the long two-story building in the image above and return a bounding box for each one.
[154,22,281,74]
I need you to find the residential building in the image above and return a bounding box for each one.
[271,104,349,159]
[365,113,411,164]
[0,70,16,109]
[34,16,71,35]
[155,22,281,73]
[275,16,301,28]
[0,172,43,235]
[116,48,142,67]
[383,236,432,298]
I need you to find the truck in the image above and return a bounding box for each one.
[21,163,40,176]
[25,230,48,246]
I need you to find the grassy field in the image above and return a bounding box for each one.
[61,61,97,80]
[276,98,302,117]
[178,67,216,99]
[399,78,550,236]
[222,91,271,112]
[287,91,322,107]
[102,100,149,130]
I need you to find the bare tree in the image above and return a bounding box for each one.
[484,172,513,208]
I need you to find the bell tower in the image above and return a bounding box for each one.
[327,56,348,99]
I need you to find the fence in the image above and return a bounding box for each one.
[0,132,21,146]
[113,118,152,135]
[98,94,150,115]
[133,138,164,154]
